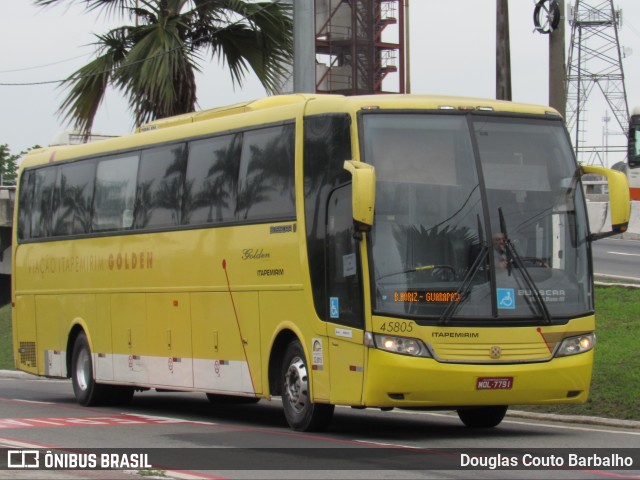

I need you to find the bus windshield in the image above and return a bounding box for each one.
[364,113,592,323]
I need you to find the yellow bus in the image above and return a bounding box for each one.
[12,94,630,431]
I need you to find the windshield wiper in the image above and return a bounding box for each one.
[439,215,487,325]
[499,208,552,324]
[438,244,488,325]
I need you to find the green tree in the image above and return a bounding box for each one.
[0,144,21,186]
[34,0,293,136]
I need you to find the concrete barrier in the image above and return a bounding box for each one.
[587,200,640,239]
[0,188,14,226]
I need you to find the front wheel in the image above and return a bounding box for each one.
[457,406,508,428]
[281,340,334,431]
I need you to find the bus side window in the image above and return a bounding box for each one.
[93,155,139,232]
[183,134,240,225]
[53,161,96,236]
[17,170,35,241]
[31,166,58,239]
[237,124,295,222]
[134,144,187,229]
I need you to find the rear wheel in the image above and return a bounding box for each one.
[71,332,134,406]
[457,406,508,428]
[281,340,334,431]
[71,332,108,406]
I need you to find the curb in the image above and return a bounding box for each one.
[507,409,640,430]
[0,369,47,380]
[2,370,638,431]
[595,273,640,289]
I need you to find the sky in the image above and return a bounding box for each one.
[1,1,639,167]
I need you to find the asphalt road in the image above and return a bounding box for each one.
[0,239,638,479]
[0,375,638,479]
[592,237,640,280]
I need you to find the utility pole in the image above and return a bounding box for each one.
[548,1,566,117]
[293,1,316,93]
[533,0,564,113]
[496,0,512,101]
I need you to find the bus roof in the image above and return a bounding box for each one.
[20,94,561,170]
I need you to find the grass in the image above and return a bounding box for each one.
[0,303,12,370]
[525,286,640,421]
[0,286,638,421]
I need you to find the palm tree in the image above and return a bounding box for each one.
[34,0,293,136]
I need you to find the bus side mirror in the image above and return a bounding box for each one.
[343,160,376,232]
[581,165,631,241]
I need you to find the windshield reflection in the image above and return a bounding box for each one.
[364,113,591,323]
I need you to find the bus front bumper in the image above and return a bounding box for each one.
[362,349,593,407]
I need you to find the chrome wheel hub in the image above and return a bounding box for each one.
[284,357,308,413]
[75,349,90,391]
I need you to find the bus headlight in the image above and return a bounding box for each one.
[365,332,432,358]
[555,333,595,357]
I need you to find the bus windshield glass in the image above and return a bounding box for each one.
[364,113,591,323]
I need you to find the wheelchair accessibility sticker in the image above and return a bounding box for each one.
[497,288,515,309]
[330,297,340,318]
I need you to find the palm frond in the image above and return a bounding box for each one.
[33,0,139,18]
[38,0,293,129]
[116,20,200,124]
[58,28,129,136]
[194,0,292,94]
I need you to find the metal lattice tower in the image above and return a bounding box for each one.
[566,0,629,165]
[315,0,405,95]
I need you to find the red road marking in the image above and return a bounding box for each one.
[0,414,208,430]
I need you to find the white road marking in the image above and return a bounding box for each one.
[11,399,55,405]
[607,251,640,257]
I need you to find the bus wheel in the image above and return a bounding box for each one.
[457,406,508,428]
[71,332,107,406]
[281,340,334,431]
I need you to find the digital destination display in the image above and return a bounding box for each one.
[393,291,461,303]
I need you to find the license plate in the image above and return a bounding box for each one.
[476,377,513,390]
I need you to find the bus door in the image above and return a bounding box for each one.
[326,183,365,405]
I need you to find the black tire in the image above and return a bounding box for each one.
[206,393,260,404]
[281,340,334,431]
[71,332,108,406]
[457,406,508,428]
